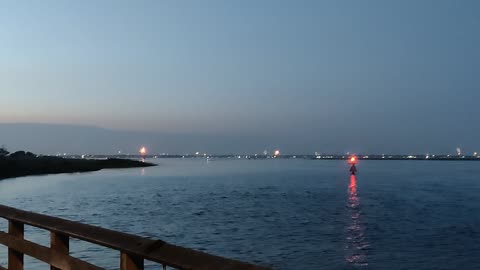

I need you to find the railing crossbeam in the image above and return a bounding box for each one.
[0,232,102,270]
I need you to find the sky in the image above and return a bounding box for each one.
[1,0,479,154]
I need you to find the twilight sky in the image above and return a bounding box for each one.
[1,1,479,154]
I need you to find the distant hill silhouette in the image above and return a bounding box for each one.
[0,122,477,155]
[0,123,276,155]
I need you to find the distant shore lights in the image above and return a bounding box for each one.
[349,155,357,164]
[274,150,280,157]
[139,146,147,156]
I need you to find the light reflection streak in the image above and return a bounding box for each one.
[345,175,369,267]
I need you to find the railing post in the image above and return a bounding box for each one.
[50,232,69,270]
[120,252,144,270]
[120,251,143,270]
[8,220,24,270]
[121,252,144,270]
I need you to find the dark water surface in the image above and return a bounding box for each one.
[1,159,479,269]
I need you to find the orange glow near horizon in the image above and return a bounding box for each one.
[350,156,357,163]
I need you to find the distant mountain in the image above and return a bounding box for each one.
[0,123,477,155]
[0,123,276,155]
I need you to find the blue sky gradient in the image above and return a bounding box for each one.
[1,1,479,153]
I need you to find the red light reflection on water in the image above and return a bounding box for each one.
[349,175,357,195]
[345,175,369,267]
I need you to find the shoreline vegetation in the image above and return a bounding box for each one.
[0,150,156,180]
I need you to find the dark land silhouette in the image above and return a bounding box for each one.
[0,150,155,180]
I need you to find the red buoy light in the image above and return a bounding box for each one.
[349,156,357,164]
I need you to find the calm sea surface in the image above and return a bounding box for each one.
[1,159,480,270]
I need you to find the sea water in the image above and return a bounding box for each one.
[0,159,479,270]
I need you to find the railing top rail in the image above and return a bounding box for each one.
[0,204,270,270]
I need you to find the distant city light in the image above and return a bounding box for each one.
[139,146,147,156]
[195,152,200,155]
[474,152,478,157]
[274,150,280,156]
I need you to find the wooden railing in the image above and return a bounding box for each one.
[0,205,270,270]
